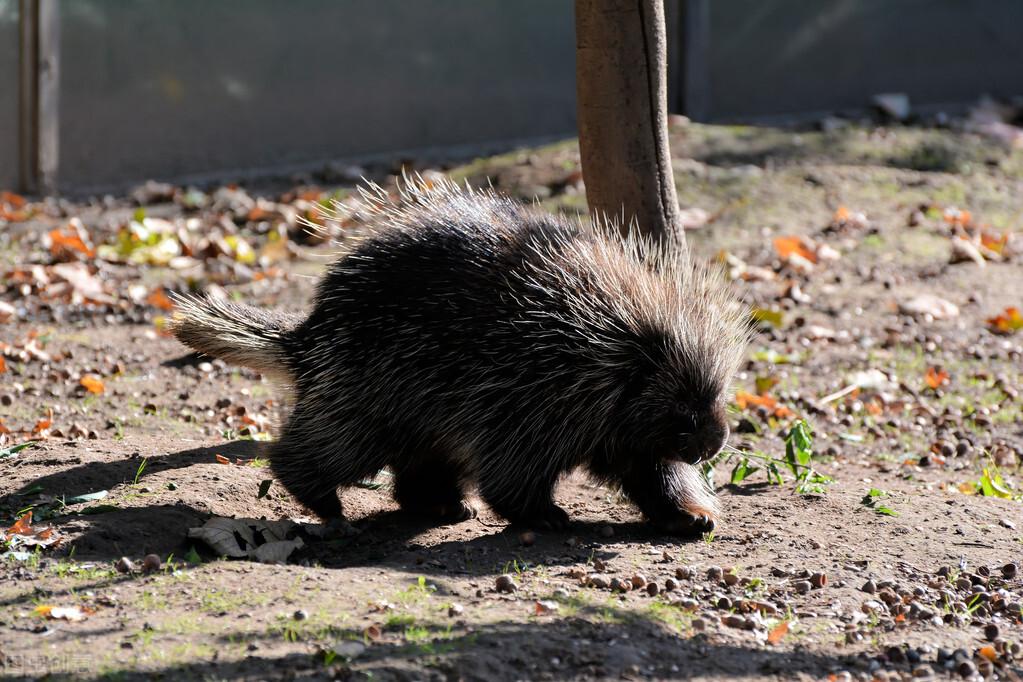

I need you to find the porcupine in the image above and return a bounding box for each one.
[171,180,749,536]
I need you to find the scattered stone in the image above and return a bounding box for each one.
[293,609,308,621]
[114,557,135,574]
[587,574,609,590]
[141,554,161,573]
[706,566,723,581]
[610,578,632,593]
[534,600,559,615]
[518,531,536,547]
[630,574,647,589]
[793,580,813,594]
[899,294,959,320]
[448,603,464,617]
[861,579,877,594]
[663,578,678,592]
[983,623,999,641]
[495,574,517,593]
[1001,562,1018,579]
[646,582,659,597]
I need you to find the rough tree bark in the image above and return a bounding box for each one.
[575,0,683,244]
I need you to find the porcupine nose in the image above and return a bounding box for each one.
[697,422,729,463]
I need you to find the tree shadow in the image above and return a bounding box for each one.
[54,608,868,681]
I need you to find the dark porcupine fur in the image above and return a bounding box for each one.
[171,180,749,536]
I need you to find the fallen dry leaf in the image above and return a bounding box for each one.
[924,367,949,390]
[48,227,96,259]
[146,289,176,311]
[987,306,1023,334]
[32,408,53,436]
[80,375,105,394]
[766,620,789,645]
[34,605,93,621]
[215,453,231,464]
[734,391,794,419]
[773,236,817,264]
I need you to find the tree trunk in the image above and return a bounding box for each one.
[575,0,682,244]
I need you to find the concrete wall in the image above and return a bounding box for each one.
[708,0,1023,120]
[0,1,19,191]
[58,0,577,190]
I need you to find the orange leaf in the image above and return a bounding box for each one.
[80,375,105,394]
[980,230,1009,254]
[247,206,270,222]
[833,206,850,223]
[943,208,972,227]
[773,236,817,263]
[7,512,33,536]
[987,307,1023,335]
[215,453,231,465]
[978,645,998,662]
[146,289,175,311]
[0,356,6,373]
[924,367,949,389]
[735,391,778,411]
[32,408,53,435]
[0,190,27,208]
[48,228,95,258]
[0,419,10,434]
[767,620,789,645]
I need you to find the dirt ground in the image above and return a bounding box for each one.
[1,116,1022,681]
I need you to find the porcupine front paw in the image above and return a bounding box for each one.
[650,508,715,537]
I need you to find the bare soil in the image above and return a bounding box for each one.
[1,119,1022,681]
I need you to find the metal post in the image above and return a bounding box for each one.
[17,0,59,194]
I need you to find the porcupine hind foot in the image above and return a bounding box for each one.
[621,461,718,537]
[268,417,388,538]
[393,452,477,523]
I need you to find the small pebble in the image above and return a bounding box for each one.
[955,659,976,678]
[610,577,631,593]
[1002,562,1018,579]
[630,574,646,589]
[646,582,659,597]
[663,578,678,592]
[587,574,609,589]
[722,571,739,586]
[911,664,932,678]
[293,609,308,621]
[793,580,812,594]
[495,574,517,593]
[141,554,161,573]
[518,531,536,547]
[861,579,877,594]
[448,603,464,617]
[717,596,732,610]
[675,566,693,580]
[983,623,999,641]
[598,525,614,538]
[706,566,723,581]
[810,572,827,589]
[722,614,751,630]
[114,557,135,574]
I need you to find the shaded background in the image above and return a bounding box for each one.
[3,0,1023,192]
